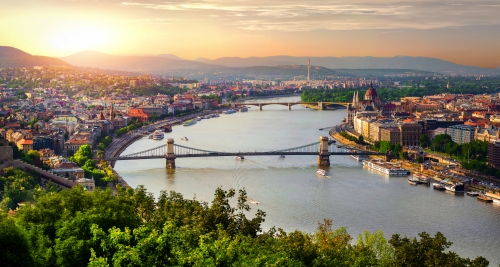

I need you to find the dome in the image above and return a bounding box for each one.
[364,87,377,100]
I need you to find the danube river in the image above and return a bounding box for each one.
[115,96,500,264]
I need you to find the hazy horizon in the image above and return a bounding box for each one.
[1,0,499,68]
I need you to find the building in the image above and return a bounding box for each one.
[399,123,422,147]
[475,126,500,143]
[447,125,476,144]
[380,127,401,144]
[487,140,500,170]
[127,108,149,122]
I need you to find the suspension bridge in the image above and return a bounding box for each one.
[104,136,384,169]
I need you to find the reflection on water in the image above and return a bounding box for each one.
[115,96,500,265]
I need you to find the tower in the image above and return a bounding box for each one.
[109,102,114,121]
[307,58,310,84]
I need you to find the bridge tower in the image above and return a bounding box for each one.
[318,136,330,166]
[318,102,324,110]
[258,103,262,111]
[165,138,176,169]
[288,103,291,111]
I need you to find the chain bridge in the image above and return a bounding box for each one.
[105,136,384,169]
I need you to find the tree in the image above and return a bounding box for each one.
[0,214,35,267]
[69,145,93,167]
[378,141,393,153]
[419,134,430,148]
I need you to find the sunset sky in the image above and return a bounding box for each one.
[1,0,499,68]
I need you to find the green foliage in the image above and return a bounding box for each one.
[69,145,93,167]
[0,214,35,267]
[419,134,431,148]
[1,186,490,266]
[0,167,37,210]
[115,120,142,137]
[389,232,489,267]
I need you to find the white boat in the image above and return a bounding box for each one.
[316,169,328,176]
[362,159,410,176]
[152,130,164,140]
[444,183,465,193]
[236,156,245,160]
[181,136,188,141]
[350,154,366,161]
[224,109,236,114]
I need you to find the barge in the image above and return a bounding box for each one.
[362,159,410,176]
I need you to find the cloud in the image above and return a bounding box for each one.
[120,0,500,31]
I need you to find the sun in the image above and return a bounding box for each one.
[49,25,111,53]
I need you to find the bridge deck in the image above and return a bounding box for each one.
[106,151,380,161]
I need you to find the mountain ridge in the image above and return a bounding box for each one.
[0,46,72,68]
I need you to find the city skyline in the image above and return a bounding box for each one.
[1,0,499,68]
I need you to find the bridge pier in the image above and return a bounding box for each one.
[318,136,330,166]
[288,103,291,111]
[258,104,262,111]
[165,138,176,169]
[318,102,324,110]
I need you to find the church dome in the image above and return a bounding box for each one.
[364,84,377,100]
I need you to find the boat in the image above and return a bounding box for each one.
[316,169,328,176]
[239,106,248,112]
[181,136,188,141]
[195,117,202,121]
[224,109,237,114]
[350,154,366,161]
[466,191,480,197]
[445,183,465,193]
[163,125,172,132]
[432,182,446,190]
[236,156,245,160]
[342,118,346,123]
[413,172,430,185]
[152,130,164,140]
[183,120,197,126]
[279,155,285,159]
[148,134,153,139]
[362,159,410,176]
[477,194,493,203]
[407,177,420,185]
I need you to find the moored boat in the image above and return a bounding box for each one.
[224,109,237,114]
[466,191,480,197]
[407,177,419,185]
[163,125,172,132]
[183,120,197,126]
[477,194,493,203]
[445,183,465,193]
[362,159,410,176]
[432,182,446,190]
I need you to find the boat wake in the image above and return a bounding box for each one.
[246,197,260,205]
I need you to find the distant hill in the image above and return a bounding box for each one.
[195,56,499,75]
[60,51,217,73]
[0,46,71,68]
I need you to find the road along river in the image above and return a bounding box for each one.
[115,96,500,264]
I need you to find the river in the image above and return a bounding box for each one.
[115,96,500,264]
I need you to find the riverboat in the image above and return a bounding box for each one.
[413,172,430,185]
[477,194,493,203]
[432,182,446,190]
[350,154,366,162]
[407,177,420,185]
[224,109,237,114]
[163,125,172,132]
[445,183,465,193]
[466,191,480,197]
[183,120,197,126]
[316,169,328,176]
[362,159,410,176]
[236,156,245,160]
[152,130,164,140]
[342,118,346,123]
[181,136,188,141]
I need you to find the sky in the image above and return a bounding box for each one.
[1,0,499,68]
